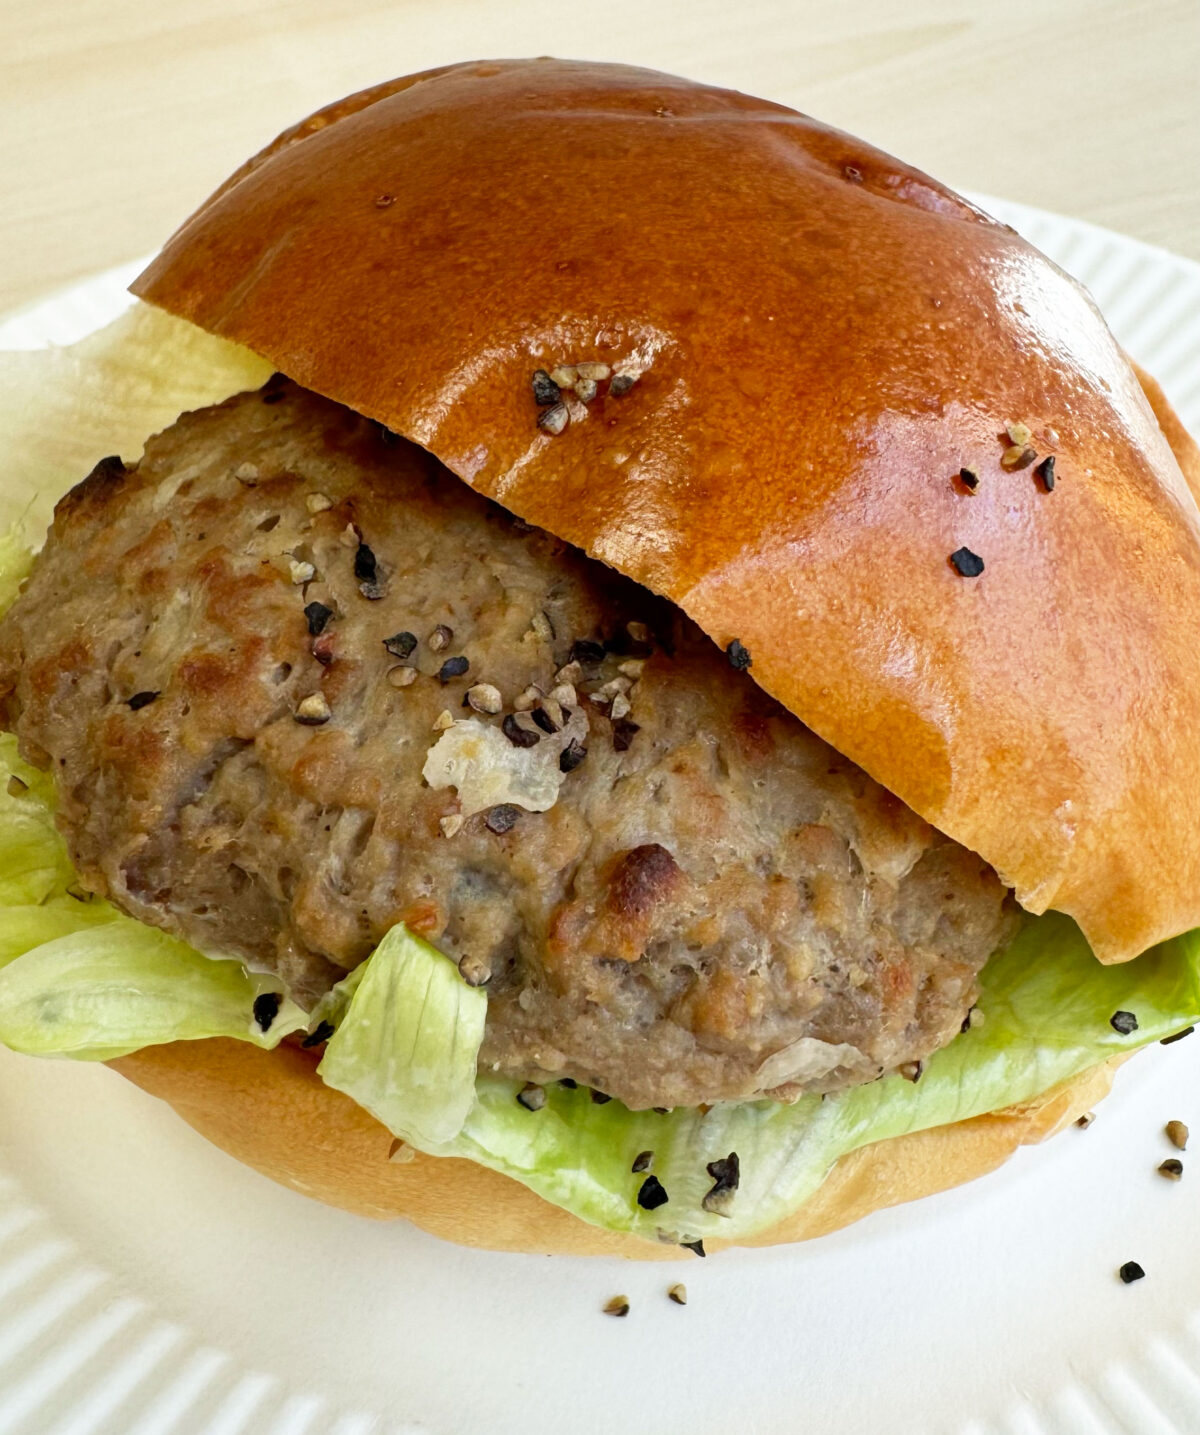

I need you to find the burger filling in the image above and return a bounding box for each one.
[0,381,1014,1110]
[1,311,1198,1247]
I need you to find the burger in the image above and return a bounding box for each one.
[1,58,1199,1258]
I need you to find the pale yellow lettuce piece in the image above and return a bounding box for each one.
[0,301,272,534]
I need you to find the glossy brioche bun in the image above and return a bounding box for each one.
[1134,361,1200,501]
[108,1040,1118,1256]
[133,57,1200,964]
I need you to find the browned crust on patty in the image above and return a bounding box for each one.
[1,384,1011,1110]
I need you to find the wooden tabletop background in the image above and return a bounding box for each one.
[4,0,1198,315]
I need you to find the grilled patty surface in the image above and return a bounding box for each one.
[0,382,1013,1108]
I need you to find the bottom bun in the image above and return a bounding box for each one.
[107,1040,1120,1257]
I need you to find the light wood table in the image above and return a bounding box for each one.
[4,0,1198,314]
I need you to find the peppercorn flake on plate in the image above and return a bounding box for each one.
[1,197,1200,1435]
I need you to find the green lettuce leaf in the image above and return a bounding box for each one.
[0,529,33,618]
[318,909,1200,1244]
[0,920,308,1060]
[0,899,120,967]
[319,925,487,1146]
[0,729,77,906]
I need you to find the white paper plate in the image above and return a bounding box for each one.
[2,198,1200,1435]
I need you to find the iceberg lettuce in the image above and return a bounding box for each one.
[319,907,1200,1243]
[319,925,487,1147]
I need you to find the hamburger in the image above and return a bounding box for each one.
[1,57,1199,1257]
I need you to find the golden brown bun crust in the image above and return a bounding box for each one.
[1135,362,1200,503]
[108,1039,1117,1256]
[133,58,1200,963]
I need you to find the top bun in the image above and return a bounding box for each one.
[133,58,1200,962]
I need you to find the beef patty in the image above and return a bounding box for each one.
[0,381,1014,1109]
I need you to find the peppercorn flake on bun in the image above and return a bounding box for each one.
[1,58,1200,1255]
